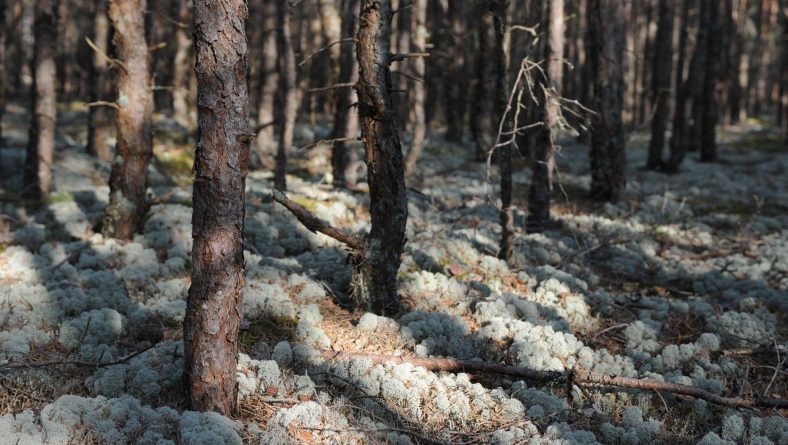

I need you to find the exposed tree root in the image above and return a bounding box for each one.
[318,349,788,409]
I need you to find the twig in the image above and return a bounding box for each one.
[84,37,128,73]
[308,82,356,94]
[317,349,788,409]
[272,190,363,251]
[299,38,356,66]
[296,137,360,152]
[0,344,157,373]
[87,101,120,110]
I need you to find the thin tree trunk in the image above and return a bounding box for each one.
[101,0,153,240]
[444,0,468,141]
[646,0,674,170]
[780,0,787,141]
[185,0,250,416]
[588,0,627,201]
[86,0,111,160]
[255,0,278,169]
[394,0,410,129]
[404,0,427,175]
[527,0,564,232]
[23,0,58,201]
[331,0,360,188]
[471,5,494,162]
[355,0,407,315]
[491,0,513,261]
[171,0,193,129]
[666,0,692,173]
[728,0,747,123]
[318,0,341,116]
[0,0,6,146]
[275,0,297,191]
[699,0,721,162]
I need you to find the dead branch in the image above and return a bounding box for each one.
[0,344,157,373]
[272,190,363,251]
[86,101,120,110]
[84,37,128,73]
[299,37,356,66]
[317,349,788,409]
[296,137,361,152]
[308,82,356,94]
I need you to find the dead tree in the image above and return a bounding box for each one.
[255,0,278,169]
[185,0,250,415]
[330,0,361,188]
[588,0,627,201]
[527,0,564,232]
[275,0,297,190]
[403,0,428,175]
[274,0,407,316]
[23,0,58,201]
[101,0,153,240]
[646,0,674,170]
[86,0,111,160]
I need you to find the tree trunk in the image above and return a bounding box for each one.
[403,0,427,175]
[86,0,111,160]
[393,0,410,129]
[185,0,250,416]
[255,0,278,170]
[491,0,513,261]
[728,0,747,123]
[171,0,193,129]
[23,0,58,201]
[101,0,153,240]
[444,0,468,141]
[275,0,297,191]
[779,1,787,141]
[0,0,6,146]
[588,0,627,201]
[666,0,691,173]
[355,0,407,315]
[699,0,721,162]
[330,0,361,188]
[646,0,674,170]
[527,0,564,232]
[471,5,494,162]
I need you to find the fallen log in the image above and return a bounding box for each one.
[317,349,788,409]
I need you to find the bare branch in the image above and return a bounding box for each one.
[308,82,356,94]
[272,190,364,251]
[299,38,356,66]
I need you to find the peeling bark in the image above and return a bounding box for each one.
[185,0,250,415]
[101,0,153,240]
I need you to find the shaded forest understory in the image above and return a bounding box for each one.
[0,101,786,444]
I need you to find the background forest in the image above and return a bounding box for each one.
[0,0,786,444]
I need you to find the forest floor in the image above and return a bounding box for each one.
[0,101,786,444]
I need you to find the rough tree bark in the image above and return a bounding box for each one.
[354,0,407,315]
[645,0,674,170]
[403,0,427,175]
[527,0,564,232]
[23,0,58,201]
[101,0,153,240]
[666,0,691,173]
[255,0,278,169]
[171,0,193,129]
[330,0,361,188]
[588,0,627,201]
[86,0,111,160]
[275,0,297,191]
[185,0,250,415]
[699,0,721,162]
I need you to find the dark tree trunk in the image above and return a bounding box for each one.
[101,0,153,240]
[0,0,6,146]
[185,0,250,416]
[667,0,700,172]
[471,5,494,162]
[86,0,111,160]
[527,0,564,232]
[275,0,297,191]
[330,0,360,188]
[780,0,787,141]
[393,0,410,129]
[444,0,468,141]
[646,0,674,170]
[355,0,407,315]
[404,0,427,175]
[490,0,513,261]
[588,0,627,201]
[699,0,721,162]
[171,0,193,129]
[255,0,278,169]
[728,0,747,123]
[23,0,58,201]
[638,0,655,125]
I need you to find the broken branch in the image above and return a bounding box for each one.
[272,190,364,251]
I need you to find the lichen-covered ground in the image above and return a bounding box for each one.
[0,102,786,444]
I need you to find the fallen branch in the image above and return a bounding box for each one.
[272,190,363,251]
[317,349,788,409]
[0,344,157,373]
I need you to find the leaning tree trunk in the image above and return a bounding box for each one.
[490,0,513,261]
[699,0,721,162]
[527,0,564,232]
[255,0,278,169]
[355,0,407,315]
[646,0,674,170]
[274,0,297,191]
[588,0,627,201]
[101,0,153,240]
[23,0,58,201]
[185,0,250,415]
[666,0,691,173]
[86,0,111,160]
[403,0,427,175]
[330,0,361,188]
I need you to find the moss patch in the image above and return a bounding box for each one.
[238,314,299,352]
